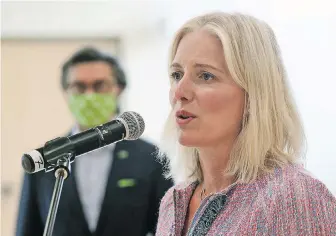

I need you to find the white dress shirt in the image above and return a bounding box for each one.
[72,125,115,232]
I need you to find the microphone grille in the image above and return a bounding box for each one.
[117,111,145,140]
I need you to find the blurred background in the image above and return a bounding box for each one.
[1,0,335,235]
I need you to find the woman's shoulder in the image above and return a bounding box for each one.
[159,181,195,207]
[159,185,175,210]
[159,180,197,217]
[157,181,196,233]
[256,163,336,233]
[264,163,335,199]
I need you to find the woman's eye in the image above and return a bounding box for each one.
[170,71,183,81]
[200,72,215,81]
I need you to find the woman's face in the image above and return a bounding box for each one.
[169,29,245,148]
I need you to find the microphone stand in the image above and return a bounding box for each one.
[43,154,72,236]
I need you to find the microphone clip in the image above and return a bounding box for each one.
[43,137,76,173]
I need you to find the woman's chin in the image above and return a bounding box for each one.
[178,134,199,147]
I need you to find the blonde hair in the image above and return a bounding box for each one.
[159,12,306,184]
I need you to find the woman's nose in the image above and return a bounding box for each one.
[173,75,193,103]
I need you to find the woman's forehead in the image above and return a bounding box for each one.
[172,30,226,71]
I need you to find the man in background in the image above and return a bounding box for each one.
[16,47,172,236]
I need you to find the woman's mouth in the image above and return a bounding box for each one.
[175,110,196,125]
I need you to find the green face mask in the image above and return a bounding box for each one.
[68,93,117,128]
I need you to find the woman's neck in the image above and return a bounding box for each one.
[198,143,234,195]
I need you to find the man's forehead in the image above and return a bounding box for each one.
[68,61,115,82]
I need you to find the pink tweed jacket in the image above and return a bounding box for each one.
[156,164,336,236]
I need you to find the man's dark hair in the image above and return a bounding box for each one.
[61,46,127,90]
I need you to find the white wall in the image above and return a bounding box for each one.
[120,26,171,144]
[1,1,167,38]
[2,0,335,194]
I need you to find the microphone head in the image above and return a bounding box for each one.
[116,111,145,140]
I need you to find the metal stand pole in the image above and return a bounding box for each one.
[43,156,71,236]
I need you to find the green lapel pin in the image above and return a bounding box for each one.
[117,150,129,159]
[117,178,136,188]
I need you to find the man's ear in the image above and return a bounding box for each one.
[113,85,123,97]
[62,90,70,103]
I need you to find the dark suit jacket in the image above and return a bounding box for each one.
[16,138,173,236]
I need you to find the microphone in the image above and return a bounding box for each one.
[21,111,145,174]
